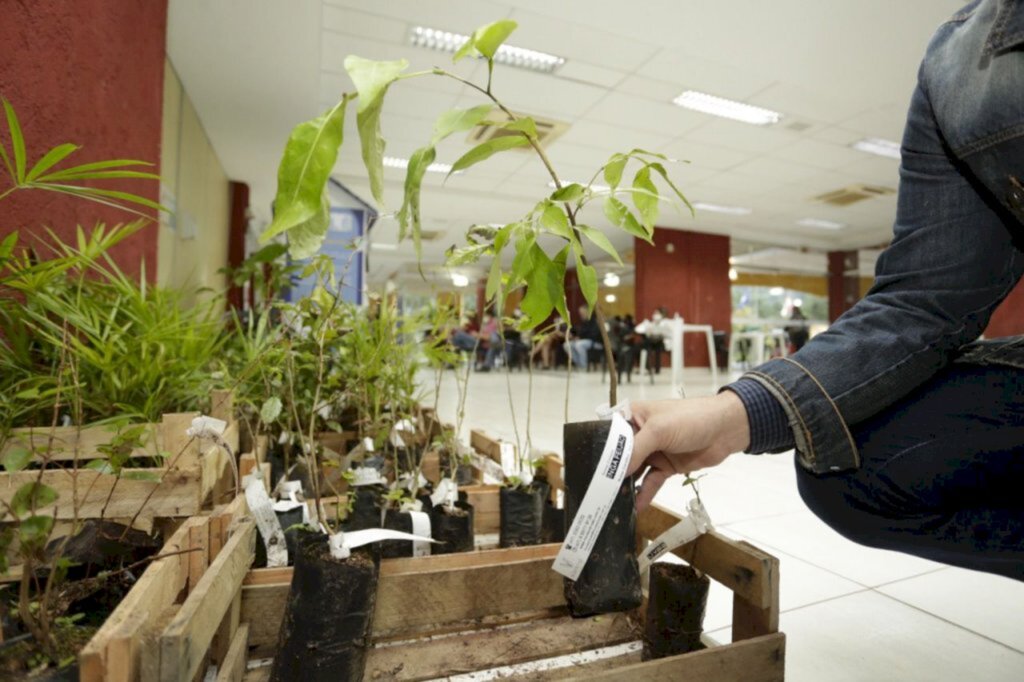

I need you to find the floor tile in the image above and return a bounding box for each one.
[878,567,1024,652]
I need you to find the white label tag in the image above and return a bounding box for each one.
[499,442,516,476]
[552,413,634,581]
[329,528,437,560]
[431,478,458,508]
[244,474,288,568]
[363,437,375,452]
[186,415,228,439]
[409,510,432,557]
[637,499,712,574]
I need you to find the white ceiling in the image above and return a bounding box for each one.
[167,0,963,283]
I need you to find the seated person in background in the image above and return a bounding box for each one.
[480,311,527,371]
[786,305,810,353]
[635,306,671,373]
[449,317,478,353]
[567,305,603,369]
[531,316,567,369]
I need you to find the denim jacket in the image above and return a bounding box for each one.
[733,0,1024,475]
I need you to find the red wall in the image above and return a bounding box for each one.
[0,0,168,282]
[634,230,731,366]
[986,279,1024,338]
[828,250,859,322]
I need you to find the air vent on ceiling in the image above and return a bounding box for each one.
[785,121,813,132]
[419,230,444,241]
[814,184,895,207]
[468,109,568,149]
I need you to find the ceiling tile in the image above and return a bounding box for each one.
[323,0,512,34]
[729,156,821,185]
[586,92,707,137]
[322,5,407,44]
[555,61,628,89]
[640,50,777,102]
[690,119,795,155]
[615,74,684,102]
[771,138,866,171]
[660,138,752,172]
[753,81,863,124]
[556,119,670,156]
[839,105,908,141]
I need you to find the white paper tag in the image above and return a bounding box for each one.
[244,474,288,568]
[186,415,228,439]
[400,498,423,513]
[552,413,634,581]
[329,528,437,559]
[278,480,302,502]
[596,399,632,422]
[363,437,375,452]
[351,466,386,487]
[390,418,417,448]
[499,442,516,476]
[409,510,432,557]
[431,478,458,508]
[637,499,713,574]
[555,488,565,509]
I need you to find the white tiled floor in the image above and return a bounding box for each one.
[424,366,1024,681]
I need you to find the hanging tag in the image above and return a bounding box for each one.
[399,498,423,513]
[186,415,228,439]
[351,466,387,487]
[431,478,458,508]
[499,442,516,476]
[596,400,632,422]
[244,474,288,568]
[409,510,432,557]
[278,480,303,502]
[363,437,376,452]
[555,488,565,509]
[552,412,634,581]
[637,499,713,574]
[329,528,437,560]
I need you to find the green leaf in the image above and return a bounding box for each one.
[485,256,502,301]
[501,117,537,139]
[551,246,571,322]
[448,135,530,178]
[1,446,32,473]
[285,193,331,260]
[11,482,58,516]
[14,387,39,400]
[85,459,115,475]
[550,183,584,202]
[632,166,660,230]
[604,196,652,243]
[122,470,162,482]
[629,148,668,160]
[519,244,561,328]
[539,201,573,240]
[431,104,493,145]
[19,515,54,548]
[25,143,79,183]
[249,243,289,263]
[260,98,348,250]
[647,161,694,215]
[603,154,627,189]
[33,158,152,182]
[345,56,409,206]
[2,98,27,183]
[509,232,537,288]
[453,19,518,62]
[573,247,598,312]
[446,243,490,266]
[260,396,283,423]
[0,231,16,261]
[577,224,623,265]
[396,145,435,259]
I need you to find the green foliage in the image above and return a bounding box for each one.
[2,446,32,472]
[11,482,58,517]
[448,136,530,178]
[452,19,519,62]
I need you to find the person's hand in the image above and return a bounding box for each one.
[626,392,751,511]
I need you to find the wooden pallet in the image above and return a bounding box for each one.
[78,489,257,682]
[0,389,238,524]
[238,501,784,681]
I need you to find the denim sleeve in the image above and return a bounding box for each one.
[724,378,794,453]
[747,44,1024,474]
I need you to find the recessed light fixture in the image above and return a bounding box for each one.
[410,26,566,73]
[605,293,617,303]
[451,273,470,288]
[728,267,738,281]
[370,242,399,251]
[851,138,901,160]
[672,90,781,126]
[797,218,845,230]
[693,201,753,216]
[603,273,620,287]
[383,156,453,174]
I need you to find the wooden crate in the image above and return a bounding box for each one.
[0,389,238,524]
[237,501,784,681]
[78,490,256,682]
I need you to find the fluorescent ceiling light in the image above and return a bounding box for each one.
[410,26,566,73]
[370,242,399,251]
[851,138,901,160]
[603,273,620,287]
[605,293,617,303]
[672,90,781,126]
[383,155,452,174]
[693,201,752,216]
[451,273,470,288]
[797,218,845,230]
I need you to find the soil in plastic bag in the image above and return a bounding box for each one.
[642,563,710,660]
[499,483,547,547]
[430,500,474,554]
[344,485,387,532]
[440,456,477,486]
[270,531,379,681]
[379,509,422,559]
[542,501,566,544]
[253,506,305,568]
[563,420,642,616]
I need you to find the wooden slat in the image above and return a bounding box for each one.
[1,423,162,463]
[543,453,564,498]
[470,429,503,463]
[567,632,786,682]
[215,623,249,682]
[365,613,635,681]
[161,412,202,471]
[731,541,780,642]
[638,504,776,610]
[420,449,440,484]
[79,515,209,681]
[462,484,500,534]
[212,591,242,667]
[188,523,210,594]
[158,521,257,682]
[522,650,644,680]
[210,389,235,425]
[0,468,202,520]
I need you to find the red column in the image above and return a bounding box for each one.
[0,0,168,283]
[226,182,250,311]
[986,280,1024,338]
[634,230,730,366]
[828,250,860,322]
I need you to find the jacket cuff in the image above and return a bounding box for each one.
[741,358,861,474]
[724,378,794,453]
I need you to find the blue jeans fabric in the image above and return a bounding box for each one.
[569,338,599,368]
[796,362,1024,580]
[739,0,1024,474]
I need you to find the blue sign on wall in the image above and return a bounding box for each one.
[288,207,364,304]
